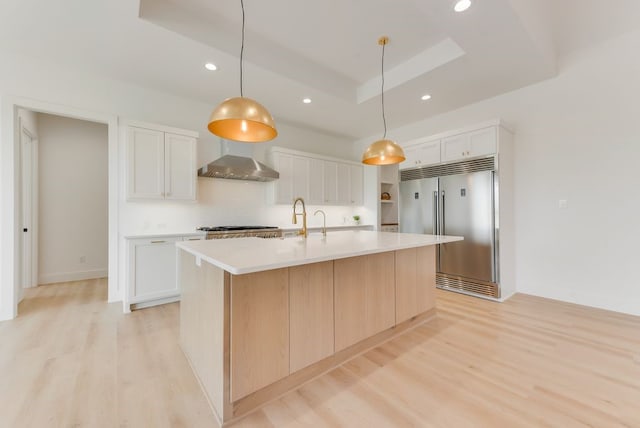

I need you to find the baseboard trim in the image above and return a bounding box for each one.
[517,287,640,317]
[39,269,108,285]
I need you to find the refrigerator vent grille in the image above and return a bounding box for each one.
[437,274,500,298]
[401,157,495,181]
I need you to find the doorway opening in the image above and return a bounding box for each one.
[18,111,109,306]
[1,97,119,320]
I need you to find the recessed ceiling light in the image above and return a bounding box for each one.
[454,0,471,12]
[302,98,312,104]
[421,94,432,101]
[205,63,218,71]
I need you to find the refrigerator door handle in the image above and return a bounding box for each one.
[490,171,497,283]
[433,191,439,235]
[440,190,445,235]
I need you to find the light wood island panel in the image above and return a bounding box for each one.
[230,268,289,401]
[289,261,335,372]
[395,245,436,323]
[334,252,395,351]
[178,246,438,425]
[179,250,227,415]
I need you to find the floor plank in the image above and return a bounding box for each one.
[1,280,639,427]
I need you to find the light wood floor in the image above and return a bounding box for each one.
[1,280,639,427]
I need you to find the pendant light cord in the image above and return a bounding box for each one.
[381,41,387,140]
[240,0,245,97]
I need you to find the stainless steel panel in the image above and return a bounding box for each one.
[436,273,499,299]
[438,171,495,282]
[400,157,495,181]
[399,178,438,234]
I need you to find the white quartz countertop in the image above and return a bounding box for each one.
[176,230,463,275]
[124,232,205,240]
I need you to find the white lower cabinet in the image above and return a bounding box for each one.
[127,234,204,310]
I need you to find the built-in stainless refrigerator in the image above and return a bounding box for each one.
[399,157,500,298]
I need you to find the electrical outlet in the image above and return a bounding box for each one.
[79,256,86,263]
[558,199,568,209]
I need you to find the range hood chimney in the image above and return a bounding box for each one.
[198,141,279,182]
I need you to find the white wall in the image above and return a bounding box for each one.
[0,51,360,318]
[36,113,108,284]
[355,29,640,316]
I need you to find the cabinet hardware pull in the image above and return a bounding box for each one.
[150,240,166,244]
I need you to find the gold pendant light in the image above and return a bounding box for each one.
[362,36,405,165]
[208,0,277,142]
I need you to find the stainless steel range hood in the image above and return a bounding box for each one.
[198,141,279,182]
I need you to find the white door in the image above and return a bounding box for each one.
[20,125,38,291]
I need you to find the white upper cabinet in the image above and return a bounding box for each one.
[269,147,364,206]
[400,140,441,170]
[323,161,338,204]
[292,156,310,201]
[349,164,364,205]
[128,127,165,199]
[336,163,351,205]
[273,153,294,204]
[126,123,198,202]
[308,158,325,205]
[441,126,496,162]
[164,133,197,201]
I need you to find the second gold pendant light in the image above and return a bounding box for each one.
[362,36,405,166]
[208,0,277,142]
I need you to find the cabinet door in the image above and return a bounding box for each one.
[468,127,497,157]
[127,127,164,200]
[349,165,364,205]
[292,156,310,200]
[395,246,436,323]
[230,269,289,401]
[400,146,419,169]
[323,161,338,204]
[273,153,294,204]
[273,153,310,204]
[130,237,181,303]
[417,140,441,165]
[441,133,470,162]
[308,158,325,205]
[442,127,497,162]
[334,252,395,351]
[164,133,197,201]
[336,163,351,205]
[289,262,334,372]
[400,140,440,169]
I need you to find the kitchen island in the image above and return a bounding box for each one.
[176,230,462,426]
